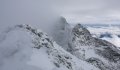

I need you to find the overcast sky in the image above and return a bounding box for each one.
[0,0,120,26]
[51,0,120,24]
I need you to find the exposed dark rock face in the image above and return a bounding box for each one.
[86,57,110,70]
[94,38,120,62]
[72,24,95,46]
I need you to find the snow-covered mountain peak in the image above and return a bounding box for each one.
[0,24,100,70]
[67,23,120,70]
[0,17,120,70]
[72,24,94,46]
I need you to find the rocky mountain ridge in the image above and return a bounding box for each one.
[0,17,120,70]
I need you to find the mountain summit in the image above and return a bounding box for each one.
[70,23,120,70]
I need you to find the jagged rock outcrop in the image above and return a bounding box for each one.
[70,23,120,70]
[72,24,95,46]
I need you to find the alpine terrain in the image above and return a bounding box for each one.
[0,17,120,70]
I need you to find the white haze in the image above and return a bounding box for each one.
[51,0,120,24]
[1,0,120,30]
[0,0,60,34]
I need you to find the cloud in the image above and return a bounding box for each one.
[51,0,120,24]
[0,0,120,27]
[0,0,59,32]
